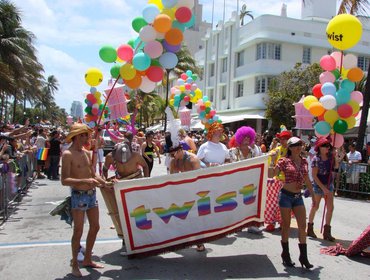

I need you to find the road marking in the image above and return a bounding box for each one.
[0,238,121,249]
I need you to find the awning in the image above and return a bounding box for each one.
[218,111,266,124]
[146,118,204,131]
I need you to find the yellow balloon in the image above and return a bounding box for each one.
[162,8,176,20]
[326,14,362,50]
[169,99,174,106]
[344,116,356,129]
[148,0,163,11]
[324,109,339,126]
[195,88,202,98]
[348,100,360,114]
[116,56,124,63]
[120,63,136,80]
[205,101,212,107]
[341,67,349,79]
[179,85,185,92]
[85,68,103,87]
[303,96,318,110]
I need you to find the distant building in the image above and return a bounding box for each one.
[70,101,83,119]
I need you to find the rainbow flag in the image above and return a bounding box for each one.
[37,148,49,160]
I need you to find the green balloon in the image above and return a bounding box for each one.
[85,107,92,114]
[132,17,147,33]
[332,69,340,80]
[205,107,211,114]
[110,64,121,78]
[333,119,348,134]
[99,45,117,63]
[191,74,198,81]
[127,39,135,48]
[151,59,161,66]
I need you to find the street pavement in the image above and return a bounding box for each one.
[0,161,369,280]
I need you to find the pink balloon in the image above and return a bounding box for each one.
[181,73,188,80]
[185,83,191,90]
[144,41,163,58]
[183,95,190,102]
[319,71,336,84]
[117,44,134,61]
[350,91,363,105]
[337,104,353,118]
[332,133,344,148]
[320,55,336,71]
[146,66,164,82]
[330,51,343,68]
[315,130,329,138]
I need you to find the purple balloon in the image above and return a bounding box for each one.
[162,40,181,53]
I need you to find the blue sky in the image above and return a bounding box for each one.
[13,0,303,112]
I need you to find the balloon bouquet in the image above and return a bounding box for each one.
[303,14,364,147]
[169,69,221,131]
[83,85,110,127]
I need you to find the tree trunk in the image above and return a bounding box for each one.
[12,94,17,123]
[163,69,170,132]
[356,63,370,152]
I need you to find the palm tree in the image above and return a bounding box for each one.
[240,4,254,26]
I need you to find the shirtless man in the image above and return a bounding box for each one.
[167,133,205,252]
[61,123,113,277]
[101,131,149,255]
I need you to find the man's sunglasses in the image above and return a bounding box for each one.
[320,144,331,148]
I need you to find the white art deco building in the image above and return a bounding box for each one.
[192,0,370,133]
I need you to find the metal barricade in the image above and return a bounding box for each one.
[0,152,36,223]
[337,162,370,196]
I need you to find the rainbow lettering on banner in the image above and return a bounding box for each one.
[37,148,49,160]
[214,191,237,213]
[196,191,211,216]
[152,202,195,224]
[130,205,152,230]
[239,184,257,205]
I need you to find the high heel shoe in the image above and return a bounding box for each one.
[281,241,295,267]
[298,243,313,269]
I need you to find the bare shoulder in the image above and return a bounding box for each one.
[62,149,73,158]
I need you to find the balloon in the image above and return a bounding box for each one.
[144,41,163,58]
[350,91,363,105]
[159,52,178,69]
[117,44,134,61]
[120,63,136,80]
[146,66,164,82]
[85,68,103,87]
[326,14,362,50]
[331,68,341,80]
[175,6,192,23]
[308,102,325,117]
[162,7,176,19]
[153,14,172,33]
[148,0,163,10]
[99,45,117,63]
[347,67,364,82]
[183,14,195,28]
[312,84,323,98]
[315,130,329,138]
[348,100,360,115]
[340,66,349,79]
[90,87,97,93]
[162,40,182,52]
[333,119,348,134]
[178,0,195,9]
[337,104,353,119]
[324,110,339,126]
[343,54,358,69]
[332,133,344,148]
[125,74,142,89]
[335,88,351,105]
[172,20,186,32]
[165,28,183,45]
[162,0,178,8]
[132,17,147,33]
[139,25,157,42]
[132,53,151,71]
[320,95,337,110]
[321,82,336,96]
[140,76,156,93]
[110,64,121,78]
[341,79,355,92]
[320,55,336,71]
[142,4,160,23]
[303,96,318,110]
[319,71,335,84]
[344,116,356,129]
[330,51,343,68]
[314,121,331,135]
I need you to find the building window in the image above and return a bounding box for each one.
[209,89,214,102]
[302,47,311,64]
[256,43,281,60]
[221,57,228,73]
[210,63,215,77]
[358,56,370,71]
[221,86,226,100]
[255,76,273,94]
[236,50,244,67]
[236,81,244,97]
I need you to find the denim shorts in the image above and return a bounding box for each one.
[71,189,98,211]
[313,183,334,195]
[278,189,304,208]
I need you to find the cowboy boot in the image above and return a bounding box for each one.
[281,241,295,267]
[307,223,317,238]
[323,224,335,241]
[298,243,313,269]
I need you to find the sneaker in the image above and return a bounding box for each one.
[120,243,127,256]
[37,175,46,179]
[265,224,276,232]
[77,251,84,262]
[247,226,263,234]
[80,246,86,254]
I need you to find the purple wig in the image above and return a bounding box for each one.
[235,126,256,146]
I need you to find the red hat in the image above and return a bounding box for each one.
[314,137,331,152]
[276,124,292,139]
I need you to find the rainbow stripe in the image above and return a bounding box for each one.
[37,148,49,160]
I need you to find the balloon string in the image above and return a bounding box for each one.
[339,51,344,75]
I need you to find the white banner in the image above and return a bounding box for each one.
[115,155,268,257]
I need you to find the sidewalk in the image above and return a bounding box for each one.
[0,161,369,279]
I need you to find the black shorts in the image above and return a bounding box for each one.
[37,160,45,166]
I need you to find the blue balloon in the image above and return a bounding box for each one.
[199,111,206,119]
[159,52,178,69]
[90,87,97,93]
[177,78,184,85]
[172,20,185,32]
[183,14,195,28]
[335,88,351,105]
[186,70,193,77]
[314,121,331,135]
[321,82,336,96]
[133,53,151,71]
[341,79,355,92]
[142,4,159,24]
[162,0,178,8]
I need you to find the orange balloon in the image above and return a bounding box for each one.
[153,14,172,33]
[309,102,325,117]
[136,70,147,76]
[165,28,183,45]
[125,74,142,89]
[347,67,364,82]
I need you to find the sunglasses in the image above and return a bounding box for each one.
[320,144,331,148]
[289,142,302,147]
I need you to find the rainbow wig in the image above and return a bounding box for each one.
[235,126,256,146]
[207,122,224,141]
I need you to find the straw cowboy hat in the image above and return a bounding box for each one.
[65,123,93,143]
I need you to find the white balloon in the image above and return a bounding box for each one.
[140,76,156,93]
[177,0,194,9]
[139,25,157,42]
[320,95,337,110]
[330,51,342,68]
[343,54,358,69]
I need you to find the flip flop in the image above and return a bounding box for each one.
[82,262,104,269]
[196,244,206,252]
